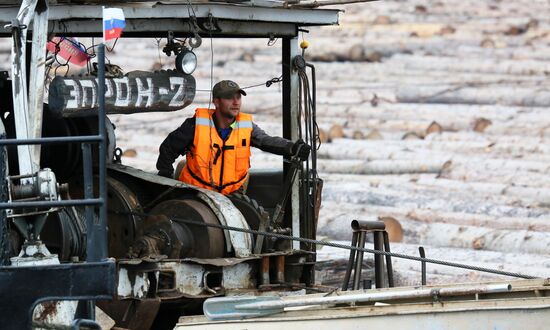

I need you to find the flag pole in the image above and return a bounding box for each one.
[102,6,105,43]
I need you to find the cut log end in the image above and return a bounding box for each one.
[379,216,404,242]
[472,118,492,133]
[426,121,443,135]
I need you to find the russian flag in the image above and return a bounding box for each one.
[103,8,125,41]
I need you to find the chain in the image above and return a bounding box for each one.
[126,211,538,279]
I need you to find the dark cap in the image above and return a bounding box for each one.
[212,80,247,99]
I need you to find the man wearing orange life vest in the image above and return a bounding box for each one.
[156,80,311,195]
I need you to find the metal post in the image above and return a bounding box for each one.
[28,0,48,167]
[383,231,394,287]
[81,142,96,320]
[282,37,301,250]
[82,143,95,260]
[305,64,317,174]
[276,255,285,284]
[419,246,427,285]
[352,231,366,290]
[10,0,40,179]
[260,256,270,285]
[96,43,108,261]
[373,231,385,288]
[342,231,358,291]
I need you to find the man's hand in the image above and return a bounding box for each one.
[292,139,311,161]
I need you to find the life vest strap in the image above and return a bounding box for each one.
[186,166,247,192]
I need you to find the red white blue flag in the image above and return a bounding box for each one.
[103,8,125,41]
[46,37,90,67]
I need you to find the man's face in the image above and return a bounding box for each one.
[214,93,242,119]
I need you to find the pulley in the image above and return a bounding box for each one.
[130,198,225,259]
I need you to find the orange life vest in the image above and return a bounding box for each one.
[179,108,252,195]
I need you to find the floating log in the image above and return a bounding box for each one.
[328,124,345,141]
[319,201,550,233]
[48,70,196,117]
[407,209,550,232]
[391,54,550,76]
[396,85,550,107]
[321,184,547,220]
[317,159,450,175]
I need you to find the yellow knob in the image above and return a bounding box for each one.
[300,40,310,49]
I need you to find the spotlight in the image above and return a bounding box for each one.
[175,49,197,75]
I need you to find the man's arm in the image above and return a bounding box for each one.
[156,117,195,178]
[251,122,294,156]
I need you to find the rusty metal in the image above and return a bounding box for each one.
[351,220,386,231]
[131,215,194,259]
[203,271,223,294]
[276,255,285,284]
[253,212,269,254]
[260,256,270,285]
[0,261,115,330]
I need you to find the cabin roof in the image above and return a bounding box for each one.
[0,0,340,38]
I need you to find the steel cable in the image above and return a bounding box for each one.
[127,211,538,279]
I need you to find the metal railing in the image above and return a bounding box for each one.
[0,44,113,329]
[0,45,108,262]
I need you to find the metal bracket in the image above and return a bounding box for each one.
[197,13,221,33]
[4,18,27,32]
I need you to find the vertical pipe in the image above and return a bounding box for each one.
[81,142,95,320]
[11,0,38,181]
[82,143,94,260]
[306,64,317,253]
[419,246,427,286]
[383,231,394,288]
[276,255,285,284]
[282,37,301,251]
[96,44,108,261]
[352,231,366,290]
[28,0,48,168]
[374,231,385,288]
[342,231,358,291]
[306,64,316,173]
[260,256,270,286]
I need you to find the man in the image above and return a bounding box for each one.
[156,80,311,195]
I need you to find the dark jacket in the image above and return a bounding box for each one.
[156,116,294,178]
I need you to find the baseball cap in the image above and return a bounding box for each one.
[212,80,247,99]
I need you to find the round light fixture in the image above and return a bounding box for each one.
[175,49,197,75]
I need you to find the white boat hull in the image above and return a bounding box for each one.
[175,279,550,330]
